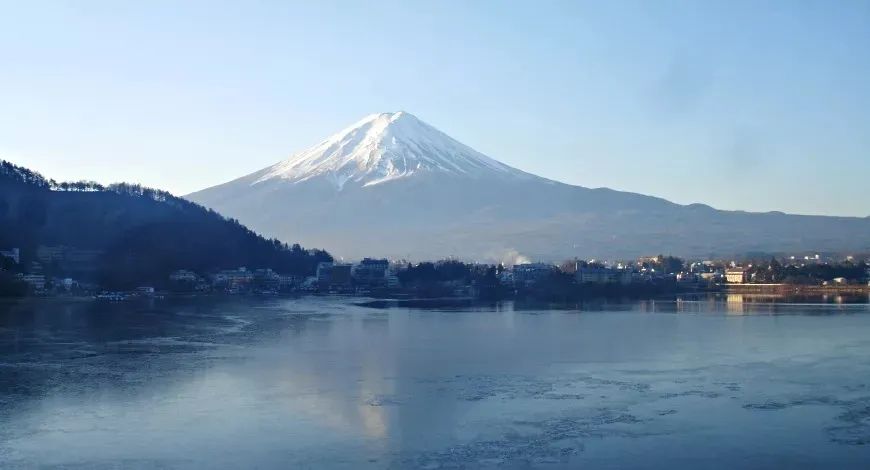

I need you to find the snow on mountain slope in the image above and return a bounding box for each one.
[251,111,535,190]
[187,111,870,261]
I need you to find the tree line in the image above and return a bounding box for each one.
[1,159,332,291]
[745,258,868,284]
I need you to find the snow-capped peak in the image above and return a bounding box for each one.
[254,111,531,189]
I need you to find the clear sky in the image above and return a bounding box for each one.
[1,0,868,216]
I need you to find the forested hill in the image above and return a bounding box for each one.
[0,160,332,288]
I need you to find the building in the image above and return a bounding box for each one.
[60,278,77,291]
[253,269,281,290]
[352,258,390,286]
[576,267,632,285]
[577,267,609,283]
[316,262,334,284]
[299,276,319,291]
[676,272,699,284]
[699,272,722,283]
[498,270,515,286]
[386,273,401,289]
[512,263,554,286]
[0,248,20,265]
[316,262,352,287]
[169,270,199,282]
[213,268,254,291]
[168,271,209,292]
[725,268,749,284]
[278,275,302,290]
[331,264,353,286]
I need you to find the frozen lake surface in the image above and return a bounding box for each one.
[1,295,870,469]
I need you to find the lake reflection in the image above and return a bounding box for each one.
[1,296,870,469]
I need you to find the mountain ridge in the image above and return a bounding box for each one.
[187,112,870,261]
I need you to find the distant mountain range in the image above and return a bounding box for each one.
[186,111,869,262]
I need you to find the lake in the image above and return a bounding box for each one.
[1,295,870,469]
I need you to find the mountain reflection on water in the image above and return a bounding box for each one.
[1,295,869,469]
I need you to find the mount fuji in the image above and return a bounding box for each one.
[187,112,869,261]
[248,111,534,189]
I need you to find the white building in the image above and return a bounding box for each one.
[725,268,749,284]
[699,272,722,282]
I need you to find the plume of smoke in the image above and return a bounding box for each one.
[494,249,531,267]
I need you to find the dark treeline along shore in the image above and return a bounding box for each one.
[0,160,331,294]
[0,161,700,302]
[1,160,868,302]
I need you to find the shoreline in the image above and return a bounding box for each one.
[722,284,870,295]
[2,288,868,308]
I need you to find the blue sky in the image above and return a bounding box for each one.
[1,0,868,216]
